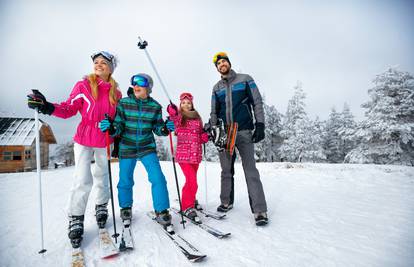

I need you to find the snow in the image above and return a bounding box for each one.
[0,162,413,267]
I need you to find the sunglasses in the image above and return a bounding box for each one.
[131,75,149,87]
[213,52,228,64]
[91,51,114,62]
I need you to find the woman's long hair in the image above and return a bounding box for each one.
[87,74,119,105]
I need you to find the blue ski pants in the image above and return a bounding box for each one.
[118,153,170,212]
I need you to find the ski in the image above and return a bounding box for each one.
[171,207,231,239]
[146,211,206,262]
[119,224,134,251]
[71,248,85,267]
[99,228,119,258]
[175,199,226,220]
[198,209,226,220]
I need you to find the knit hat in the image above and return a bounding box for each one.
[213,52,231,67]
[91,51,118,73]
[130,73,154,94]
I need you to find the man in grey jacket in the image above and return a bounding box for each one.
[209,52,268,226]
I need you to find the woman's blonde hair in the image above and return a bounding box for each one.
[87,74,119,105]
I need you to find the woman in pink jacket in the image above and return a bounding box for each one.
[27,51,122,249]
[167,92,209,223]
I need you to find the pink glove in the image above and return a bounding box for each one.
[167,102,178,116]
[201,132,209,144]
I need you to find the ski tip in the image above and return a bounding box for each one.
[189,254,207,262]
[101,251,119,259]
[218,233,231,239]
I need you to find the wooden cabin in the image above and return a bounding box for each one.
[0,117,57,173]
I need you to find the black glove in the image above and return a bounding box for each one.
[27,90,55,115]
[111,136,121,158]
[160,119,174,136]
[127,87,133,96]
[252,122,265,143]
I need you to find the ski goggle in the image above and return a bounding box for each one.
[91,51,114,62]
[180,92,193,101]
[131,75,149,87]
[213,52,228,64]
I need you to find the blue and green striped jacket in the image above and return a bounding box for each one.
[112,92,167,159]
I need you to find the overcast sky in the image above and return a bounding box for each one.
[1,0,413,143]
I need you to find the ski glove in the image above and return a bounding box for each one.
[99,118,115,134]
[161,119,175,135]
[166,120,175,131]
[27,90,55,115]
[166,102,178,116]
[111,136,121,158]
[252,122,265,143]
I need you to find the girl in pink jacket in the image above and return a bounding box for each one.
[167,92,209,222]
[27,51,122,249]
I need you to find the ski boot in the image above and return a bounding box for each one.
[68,215,84,248]
[254,212,268,226]
[120,207,132,227]
[95,203,108,229]
[155,209,174,234]
[217,203,233,213]
[194,199,203,211]
[184,208,201,224]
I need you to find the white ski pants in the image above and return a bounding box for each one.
[68,143,110,216]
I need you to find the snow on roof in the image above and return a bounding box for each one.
[0,117,56,146]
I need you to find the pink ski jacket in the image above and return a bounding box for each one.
[168,109,209,164]
[52,77,122,148]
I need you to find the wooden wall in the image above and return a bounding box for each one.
[0,146,25,173]
[0,142,49,173]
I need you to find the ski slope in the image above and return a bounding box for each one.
[0,162,413,267]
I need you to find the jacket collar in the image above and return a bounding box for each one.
[221,69,237,84]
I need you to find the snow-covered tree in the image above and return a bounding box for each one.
[255,101,283,162]
[50,141,74,166]
[155,136,171,161]
[323,107,342,162]
[345,68,414,166]
[337,103,357,160]
[301,117,326,162]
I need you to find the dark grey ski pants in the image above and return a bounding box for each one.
[219,130,267,213]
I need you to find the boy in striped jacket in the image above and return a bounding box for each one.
[99,73,175,229]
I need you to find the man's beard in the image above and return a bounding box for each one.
[219,66,230,76]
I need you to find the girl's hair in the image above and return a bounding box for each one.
[180,101,202,126]
[87,74,119,105]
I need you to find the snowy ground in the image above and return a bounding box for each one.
[0,162,413,267]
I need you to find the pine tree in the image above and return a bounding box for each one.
[51,141,75,166]
[345,68,414,165]
[155,136,170,161]
[323,107,343,162]
[337,103,357,160]
[279,82,309,162]
[255,100,283,162]
[301,117,326,162]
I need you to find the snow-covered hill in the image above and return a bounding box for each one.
[0,162,413,267]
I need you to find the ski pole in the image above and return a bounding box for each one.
[168,132,185,229]
[203,144,208,211]
[137,36,172,102]
[104,114,119,243]
[34,107,47,254]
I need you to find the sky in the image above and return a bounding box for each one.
[1,0,413,143]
